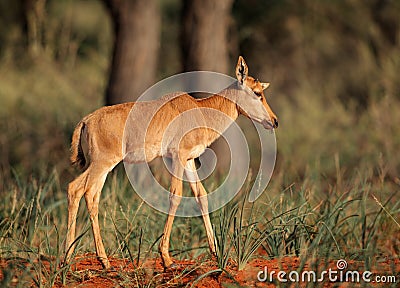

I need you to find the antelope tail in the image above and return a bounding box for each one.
[70,121,86,169]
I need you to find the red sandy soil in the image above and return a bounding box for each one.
[1,253,399,287]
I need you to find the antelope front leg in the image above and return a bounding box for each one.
[190,182,216,254]
[185,160,216,254]
[158,158,184,268]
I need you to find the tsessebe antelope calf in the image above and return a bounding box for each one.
[65,56,278,269]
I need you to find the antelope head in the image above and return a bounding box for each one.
[235,56,278,130]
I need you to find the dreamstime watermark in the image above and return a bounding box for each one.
[257,259,398,284]
[122,71,277,216]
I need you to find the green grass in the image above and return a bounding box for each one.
[0,159,399,286]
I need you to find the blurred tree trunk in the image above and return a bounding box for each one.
[181,0,234,74]
[181,0,234,172]
[103,0,160,105]
[22,0,47,58]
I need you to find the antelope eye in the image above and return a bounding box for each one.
[254,91,262,98]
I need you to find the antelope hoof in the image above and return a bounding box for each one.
[210,245,216,257]
[100,258,111,270]
[164,262,178,272]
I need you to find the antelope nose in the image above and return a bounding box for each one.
[273,117,278,128]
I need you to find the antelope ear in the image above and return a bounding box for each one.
[261,82,270,90]
[236,56,248,84]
